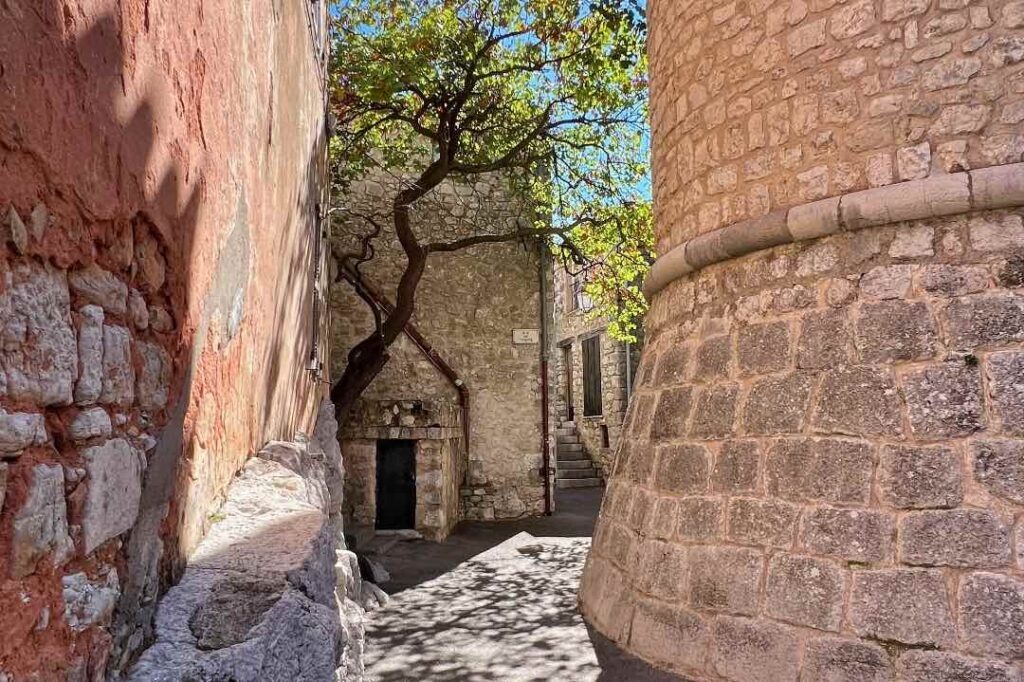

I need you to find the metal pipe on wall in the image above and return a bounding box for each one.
[537,240,552,516]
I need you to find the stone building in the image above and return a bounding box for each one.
[331,173,556,540]
[0,1,367,679]
[582,1,1024,680]
[552,265,641,482]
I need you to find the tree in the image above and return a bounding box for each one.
[327,0,651,420]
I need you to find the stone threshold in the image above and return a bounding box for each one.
[644,161,1024,298]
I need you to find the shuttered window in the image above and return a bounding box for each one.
[582,336,603,417]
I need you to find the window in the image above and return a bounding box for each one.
[582,335,603,417]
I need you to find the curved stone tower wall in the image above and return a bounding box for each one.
[579,1,1024,680]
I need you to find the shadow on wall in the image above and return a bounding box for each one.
[0,1,326,677]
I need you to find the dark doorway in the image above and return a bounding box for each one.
[376,440,416,530]
[562,344,574,421]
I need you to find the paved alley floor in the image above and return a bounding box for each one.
[362,490,685,682]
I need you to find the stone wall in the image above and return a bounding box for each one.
[581,1,1024,680]
[330,173,550,521]
[552,266,638,475]
[0,0,329,677]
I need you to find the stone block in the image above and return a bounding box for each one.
[653,443,709,493]
[710,616,800,682]
[68,264,128,315]
[728,497,798,548]
[902,362,985,438]
[693,335,733,383]
[944,294,1024,349]
[788,197,841,242]
[918,265,990,297]
[0,409,48,455]
[830,0,876,39]
[653,344,690,386]
[800,507,894,562]
[879,445,964,509]
[82,438,145,554]
[743,372,814,435]
[0,262,77,406]
[689,546,763,615]
[897,143,931,181]
[813,366,903,437]
[970,163,1024,210]
[74,304,104,405]
[647,497,678,539]
[899,510,1010,568]
[636,539,689,601]
[68,407,113,442]
[0,463,6,513]
[689,383,739,439]
[137,341,171,412]
[767,438,873,505]
[10,463,74,577]
[737,321,791,375]
[923,57,982,91]
[62,570,120,631]
[959,572,1024,657]
[840,175,970,231]
[850,569,955,646]
[100,325,135,406]
[859,264,913,300]
[890,224,935,258]
[797,309,851,369]
[802,637,892,682]
[712,441,759,493]
[128,289,148,330]
[973,440,1024,504]
[855,300,939,362]
[766,554,845,631]
[969,215,1024,252]
[897,650,1019,682]
[882,0,929,22]
[621,441,655,485]
[649,387,694,441]
[676,497,722,541]
[788,18,827,57]
[987,352,1024,435]
[629,600,709,670]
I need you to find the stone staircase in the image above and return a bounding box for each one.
[555,420,602,489]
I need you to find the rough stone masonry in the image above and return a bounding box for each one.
[580,1,1024,680]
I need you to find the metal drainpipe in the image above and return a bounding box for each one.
[538,240,552,516]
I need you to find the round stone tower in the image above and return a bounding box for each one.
[579,1,1024,679]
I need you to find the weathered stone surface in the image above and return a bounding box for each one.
[712,440,759,493]
[972,440,1024,504]
[803,637,892,682]
[653,443,709,493]
[767,438,873,504]
[855,300,938,362]
[0,263,77,406]
[897,650,1019,682]
[890,224,935,258]
[0,462,7,513]
[128,289,149,330]
[650,387,693,441]
[10,463,73,577]
[728,497,798,548]
[987,352,1024,435]
[831,0,876,39]
[850,569,956,646]
[943,294,1024,349]
[788,18,827,56]
[899,510,1010,568]
[737,321,791,375]
[68,264,128,315]
[68,407,113,442]
[636,540,688,601]
[959,573,1024,657]
[919,265,990,297]
[100,325,135,406]
[676,497,722,541]
[859,264,913,299]
[710,617,800,682]
[74,304,104,405]
[689,546,763,615]
[797,309,850,369]
[897,143,932,181]
[693,336,732,381]
[813,366,902,436]
[969,215,1024,252]
[653,344,690,385]
[689,383,739,439]
[902,362,985,438]
[880,444,964,509]
[82,438,145,554]
[628,600,709,671]
[0,409,48,455]
[800,508,894,562]
[882,0,929,22]
[743,372,814,435]
[766,554,844,631]
[923,57,982,91]
[137,341,171,412]
[63,570,120,631]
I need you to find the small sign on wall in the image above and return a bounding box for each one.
[512,328,540,345]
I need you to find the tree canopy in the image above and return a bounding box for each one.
[328,0,652,415]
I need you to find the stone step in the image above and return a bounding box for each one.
[557,467,598,479]
[559,421,576,429]
[557,451,589,462]
[556,434,580,445]
[556,477,603,489]
[558,459,593,470]
[555,427,575,437]
[558,443,584,454]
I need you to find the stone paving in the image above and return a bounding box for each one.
[363,490,682,682]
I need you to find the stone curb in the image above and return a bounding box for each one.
[644,162,1024,299]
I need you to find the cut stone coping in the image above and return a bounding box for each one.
[644,162,1024,299]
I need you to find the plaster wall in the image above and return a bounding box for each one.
[0,0,329,677]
